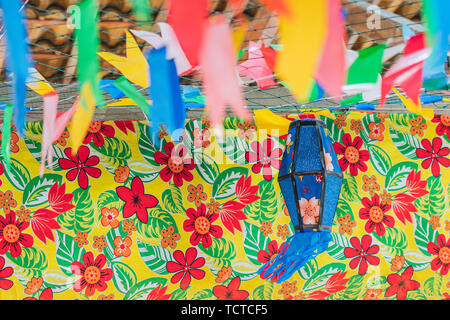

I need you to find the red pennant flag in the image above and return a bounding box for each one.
[379,33,431,107]
[168,0,209,68]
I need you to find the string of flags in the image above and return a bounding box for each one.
[0,0,448,173]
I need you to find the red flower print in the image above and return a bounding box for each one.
[0,256,13,290]
[219,200,247,234]
[333,133,370,176]
[431,114,450,140]
[83,121,115,147]
[359,194,395,236]
[116,176,159,224]
[23,288,53,300]
[344,235,380,275]
[257,240,284,283]
[245,138,282,181]
[235,175,259,205]
[154,142,195,187]
[0,211,34,258]
[30,208,61,244]
[58,146,101,189]
[405,169,428,198]
[48,181,75,213]
[385,266,420,300]
[427,234,450,276]
[166,247,206,290]
[416,137,450,177]
[391,193,417,225]
[213,277,249,300]
[71,251,113,297]
[114,120,135,135]
[306,271,349,300]
[146,284,171,300]
[183,204,223,248]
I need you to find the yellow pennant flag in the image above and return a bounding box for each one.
[392,88,434,120]
[98,31,149,88]
[276,1,328,102]
[253,109,292,136]
[69,82,96,154]
[26,67,55,95]
[232,20,248,56]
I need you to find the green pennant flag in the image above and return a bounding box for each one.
[113,76,150,115]
[75,0,104,109]
[346,44,386,85]
[1,104,13,172]
[130,0,152,25]
[340,93,363,106]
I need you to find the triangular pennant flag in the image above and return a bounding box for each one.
[422,0,450,90]
[98,31,149,88]
[129,0,152,25]
[53,97,79,144]
[0,0,33,136]
[26,67,55,96]
[130,23,192,75]
[1,104,13,172]
[168,0,209,68]
[402,24,415,42]
[198,15,250,137]
[237,41,276,89]
[147,46,186,140]
[253,109,291,137]
[76,0,103,110]
[69,82,96,154]
[380,33,431,108]
[113,76,150,115]
[392,88,434,120]
[70,0,102,154]
[276,1,328,102]
[40,91,58,176]
[315,0,346,98]
[346,44,386,85]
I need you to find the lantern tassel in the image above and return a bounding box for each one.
[258,231,331,283]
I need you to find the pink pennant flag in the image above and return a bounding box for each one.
[199,15,250,135]
[237,41,277,89]
[379,33,431,108]
[53,96,80,144]
[315,0,346,98]
[40,91,58,176]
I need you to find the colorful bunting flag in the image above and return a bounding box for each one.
[346,44,386,85]
[70,0,102,154]
[113,76,150,115]
[40,91,58,176]
[168,0,209,68]
[130,23,192,75]
[0,0,33,136]
[275,1,328,102]
[237,41,277,89]
[198,15,250,137]
[98,31,149,88]
[1,104,13,171]
[315,0,346,98]
[422,0,450,90]
[379,33,431,108]
[147,46,186,140]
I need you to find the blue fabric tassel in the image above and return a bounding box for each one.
[1,0,33,136]
[147,46,186,145]
[258,231,332,283]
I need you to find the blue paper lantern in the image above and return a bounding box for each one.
[258,119,343,282]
